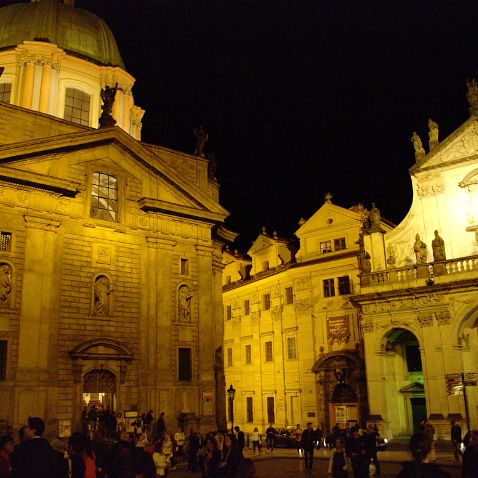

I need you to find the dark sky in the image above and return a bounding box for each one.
[6,0,478,251]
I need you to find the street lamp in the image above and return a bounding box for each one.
[227,384,236,433]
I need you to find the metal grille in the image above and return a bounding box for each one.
[0,233,11,252]
[83,369,116,392]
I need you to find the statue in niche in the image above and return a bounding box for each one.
[178,284,193,321]
[428,118,439,150]
[194,126,208,157]
[99,83,119,128]
[414,234,428,264]
[431,230,446,261]
[94,275,112,315]
[334,368,347,383]
[0,264,12,304]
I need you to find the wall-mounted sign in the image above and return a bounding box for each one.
[327,316,350,344]
[445,373,463,395]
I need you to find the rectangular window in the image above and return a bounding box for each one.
[226,305,232,320]
[225,275,232,285]
[178,348,192,381]
[338,276,351,295]
[0,232,12,252]
[263,293,271,310]
[263,261,270,272]
[334,238,346,250]
[90,172,118,222]
[227,347,233,367]
[180,258,189,275]
[246,397,254,423]
[287,337,297,359]
[265,340,273,362]
[267,397,275,424]
[320,241,332,254]
[244,300,250,316]
[0,341,6,380]
[0,83,11,103]
[64,88,91,126]
[245,344,252,364]
[323,278,335,297]
[285,286,294,304]
[406,345,422,372]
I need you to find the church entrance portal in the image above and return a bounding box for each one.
[83,369,117,412]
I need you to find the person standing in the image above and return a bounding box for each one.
[234,427,245,456]
[174,427,185,462]
[346,429,368,478]
[301,422,316,472]
[364,425,380,476]
[294,424,303,458]
[265,424,276,453]
[0,435,13,478]
[11,417,57,478]
[328,437,350,478]
[420,420,436,462]
[450,421,463,462]
[251,427,261,455]
[462,430,478,478]
[155,412,166,441]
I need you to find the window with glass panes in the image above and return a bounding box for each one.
[320,241,332,254]
[264,341,273,362]
[178,347,192,381]
[226,305,232,320]
[287,337,297,359]
[334,237,346,251]
[0,232,11,252]
[338,276,351,295]
[180,258,189,275]
[227,347,233,367]
[246,397,254,422]
[244,299,250,315]
[0,83,11,103]
[90,173,118,222]
[263,293,271,310]
[64,88,91,126]
[323,278,335,297]
[285,286,294,304]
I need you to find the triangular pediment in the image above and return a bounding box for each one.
[247,234,276,255]
[0,126,228,223]
[295,202,361,237]
[399,382,424,393]
[411,117,478,171]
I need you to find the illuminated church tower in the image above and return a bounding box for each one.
[0,0,144,138]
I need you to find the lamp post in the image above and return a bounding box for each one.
[227,384,236,433]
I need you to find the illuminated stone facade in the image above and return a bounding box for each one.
[222,203,392,433]
[351,116,478,438]
[0,0,227,435]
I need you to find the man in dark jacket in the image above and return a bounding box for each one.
[346,429,368,478]
[234,426,245,456]
[364,425,380,476]
[301,422,316,471]
[11,417,58,478]
[450,421,462,462]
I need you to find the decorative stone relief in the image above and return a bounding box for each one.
[295,298,310,314]
[93,275,112,316]
[233,300,240,310]
[436,310,451,325]
[251,293,259,304]
[442,129,478,162]
[418,313,434,327]
[271,285,281,299]
[178,284,193,322]
[295,277,310,291]
[361,320,375,333]
[250,311,260,325]
[0,263,13,307]
[271,305,283,321]
[96,246,112,265]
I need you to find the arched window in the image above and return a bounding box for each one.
[64,88,91,126]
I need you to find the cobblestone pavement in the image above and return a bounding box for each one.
[171,454,462,478]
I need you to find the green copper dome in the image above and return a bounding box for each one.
[0,0,125,68]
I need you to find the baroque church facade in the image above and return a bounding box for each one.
[223,95,478,438]
[0,0,228,434]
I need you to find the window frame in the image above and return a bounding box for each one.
[227,347,233,367]
[246,397,254,423]
[0,232,12,252]
[338,275,351,295]
[226,305,232,320]
[88,170,122,224]
[323,278,335,297]
[264,340,273,362]
[0,83,12,103]
[320,241,332,254]
[287,336,297,360]
[245,344,252,364]
[180,258,189,276]
[285,286,294,304]
[334,237,346,251]
[64,87,91,126]
[178,347,192,382]
[244,299,250,316]
[263,293,271,310]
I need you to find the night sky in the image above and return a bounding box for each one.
[4,0,478,251]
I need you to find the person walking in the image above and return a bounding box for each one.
[462,430,478,478]
[395,431,449,478]
[251,427,261,455]
[155,412,166,441]
[294,424,303,458]
[346,428,368,478]
[328,437,350,478]
[301,422,316,472]
[450,421,463,462]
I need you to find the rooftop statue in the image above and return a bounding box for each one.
[99,83,119,128]
[428,118,439,151]
[466,78,478,116]
[414,234,428,264]
[194,126,208,157]
[369,202,382,232]
[432,230,446,261]
[411,131,425,161]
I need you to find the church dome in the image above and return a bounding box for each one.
[0,0,124,68]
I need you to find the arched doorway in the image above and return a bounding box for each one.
[312,352,367,433]
[383,328,426,435]
[83,369,117,411]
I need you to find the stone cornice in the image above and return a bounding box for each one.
[23,214,61,231]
